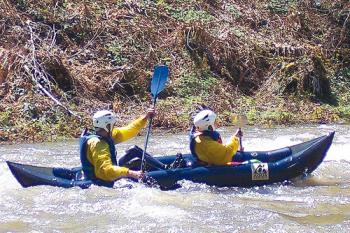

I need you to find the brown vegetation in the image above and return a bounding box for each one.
[0,0,349,143]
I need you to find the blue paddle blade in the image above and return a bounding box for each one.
[151,65,169,98]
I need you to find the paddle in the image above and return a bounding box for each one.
[232,114,247,151]
[140,65,169,172]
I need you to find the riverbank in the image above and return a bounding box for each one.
[0,95,349,144]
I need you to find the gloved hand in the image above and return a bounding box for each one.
[235,128,243,137]
[127,170,144,180]
[235,128,244,151]
[145,106,156,119]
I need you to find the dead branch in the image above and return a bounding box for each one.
[24,23,81,119]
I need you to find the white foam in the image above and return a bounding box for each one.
[325,144,350,161]
[0,165,21,192]
[119,189,190,220]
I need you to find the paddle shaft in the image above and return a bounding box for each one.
[238,127,243,151]
[233,114,246,151]
[140,65,169,172]
[140,98,157,172]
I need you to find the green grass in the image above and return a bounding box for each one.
[174,72,219,98]
[170,8,215,23]
[106,42,129,66]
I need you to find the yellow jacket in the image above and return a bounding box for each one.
[193,134,240,165]
[86,116,147,181]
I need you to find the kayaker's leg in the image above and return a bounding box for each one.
[143,153,167,170]
[119,145,166,170]
[118,146,142,166]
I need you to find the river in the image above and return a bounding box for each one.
[0,125,349,232]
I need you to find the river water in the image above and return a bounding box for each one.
[0,125,349,233]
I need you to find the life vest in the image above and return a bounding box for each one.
[189,126,222,163]
[79,129,117,186]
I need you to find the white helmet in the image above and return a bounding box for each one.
[193,110,217,131]
[93,110,117,132]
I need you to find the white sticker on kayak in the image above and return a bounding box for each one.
[251,163,269,181]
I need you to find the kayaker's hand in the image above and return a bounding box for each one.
[145,106,156,119]
[235,128,243,138]
[127,170,144,180]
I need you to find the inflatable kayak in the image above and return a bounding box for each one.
[6,131,334,189]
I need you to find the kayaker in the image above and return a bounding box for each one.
[189,109,242,166]
[80,107,165,187]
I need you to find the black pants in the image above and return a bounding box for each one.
[118,145,166,170]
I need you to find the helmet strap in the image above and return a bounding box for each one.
[105,124,112,136]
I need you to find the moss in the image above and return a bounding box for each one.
[0,111,11,128]
[174,72,219,98]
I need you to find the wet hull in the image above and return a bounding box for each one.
[6,132,335,189]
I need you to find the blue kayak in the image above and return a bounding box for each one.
[6,131,334,189]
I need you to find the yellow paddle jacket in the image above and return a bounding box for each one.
[193,134,240,165]
[86,116,147,181]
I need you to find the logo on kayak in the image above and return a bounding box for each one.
[251,163,269,181]
[251,152,258,157]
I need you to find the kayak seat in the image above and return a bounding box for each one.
[124,158,142,170]
[120,145,167,171]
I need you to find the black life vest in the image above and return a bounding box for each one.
[79,129,117,187]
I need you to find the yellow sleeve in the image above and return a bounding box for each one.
[195,136,239,165]
[87,138,130,181]
[111,116,147,144]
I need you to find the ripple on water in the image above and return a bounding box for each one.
[1,126,350,232]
